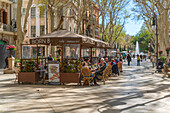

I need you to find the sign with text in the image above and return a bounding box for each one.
[30,38,82,45]
[48,63,60,83]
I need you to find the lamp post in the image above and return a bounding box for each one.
[152,14,158,70]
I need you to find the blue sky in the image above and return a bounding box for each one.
[124,0,144,36]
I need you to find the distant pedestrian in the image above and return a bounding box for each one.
[151,55,156,68]
[5,56,8,69]
[118,58,123,72]
[127,54,131,66]
[140,54,143,62]
[137,55,140,66]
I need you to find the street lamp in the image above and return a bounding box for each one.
[152,14,158,70]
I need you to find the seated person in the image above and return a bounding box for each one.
[92,62,106,85]
[98,58,104,68]
[105,57,109,66]
[86,58,91,67]
[82,62,89,69]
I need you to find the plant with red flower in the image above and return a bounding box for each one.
[165,47,170,51]
[57,48,62,52]
[6,45,16,51]
[158,50,163,56]
[158,50,163,53]
[71,48,76,51]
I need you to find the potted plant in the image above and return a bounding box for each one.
[165,47,170,56]
[59,59,82,85]
[158,50,163,56]
[57,48,62,55]
[6,45,16,57]
[18,60,39,84]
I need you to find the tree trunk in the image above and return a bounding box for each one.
[16,0,23,59]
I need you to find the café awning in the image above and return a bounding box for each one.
[30,30,112,49]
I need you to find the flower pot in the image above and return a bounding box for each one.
[60,73,81,85]
[18,72,39,84]
[9,50,13,57]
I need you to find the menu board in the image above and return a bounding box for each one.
[48,63,60,83]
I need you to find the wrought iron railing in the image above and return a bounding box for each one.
[1,24,17,32]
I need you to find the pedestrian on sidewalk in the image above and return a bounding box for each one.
[137,55,140,66]
[127,54,131,66]
[4,56,8,69]
[140,54,143,62]
[151,55,155,68]
[118,58,123,72]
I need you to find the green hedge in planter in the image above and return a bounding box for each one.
[160,57,166,63]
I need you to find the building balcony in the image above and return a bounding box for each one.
[0,23,17,32]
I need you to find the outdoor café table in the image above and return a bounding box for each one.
[90,67,98,72]
[35,70,47,84]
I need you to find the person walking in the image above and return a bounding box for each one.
[137,55,140,66]
[127,54,131,66]
[4,56,8,69]
[151,55,156,68]
[140,54,143,62]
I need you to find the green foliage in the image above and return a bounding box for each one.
[14,59,20,67]
[160,57,166,63]
[59,59,82,73]
[21,60,36,72]
[130,24,154,52]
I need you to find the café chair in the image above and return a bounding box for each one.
[102,66,111,81]
[81,67,94,86]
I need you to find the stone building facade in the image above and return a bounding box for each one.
[0,0,17,45]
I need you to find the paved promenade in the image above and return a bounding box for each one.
[0,59,169,113]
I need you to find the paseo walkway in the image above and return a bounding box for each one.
[0,59,169,113]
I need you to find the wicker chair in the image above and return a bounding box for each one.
[104,65,112,80]
[81,67,94,86]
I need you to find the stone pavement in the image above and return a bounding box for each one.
[0,59,169,113]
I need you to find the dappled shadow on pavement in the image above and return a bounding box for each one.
[0,60,169,113]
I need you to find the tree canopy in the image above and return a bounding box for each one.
[130,24,154,53]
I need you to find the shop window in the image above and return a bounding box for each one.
[63,44,80,59]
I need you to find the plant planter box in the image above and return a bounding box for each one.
[60,73,81,85]
[18,72,39,84]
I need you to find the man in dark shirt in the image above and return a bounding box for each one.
[93,62,106,85]
[47,54,53,61]
[127,54,131,66]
